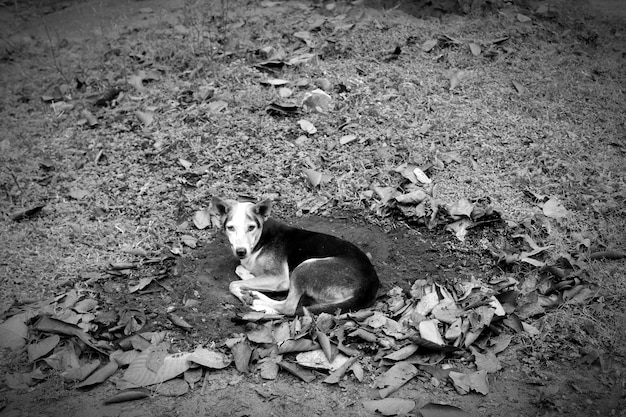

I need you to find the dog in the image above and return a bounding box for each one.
[210,197,379,316]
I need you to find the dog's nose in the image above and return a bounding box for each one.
[235,248,247,258]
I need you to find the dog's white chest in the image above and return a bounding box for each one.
[241,248,287,278]
[240,250,262,272]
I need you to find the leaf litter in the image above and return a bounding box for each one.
[0,0,624,415]
[0,249,608,412]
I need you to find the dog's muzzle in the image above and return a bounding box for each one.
[235,248,247,258]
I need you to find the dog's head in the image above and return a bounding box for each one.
[210,197,271,259]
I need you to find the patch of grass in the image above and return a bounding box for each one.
[0,0,624,369]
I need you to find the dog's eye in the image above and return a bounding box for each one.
[226,225,235,232]
[247,225,256,232]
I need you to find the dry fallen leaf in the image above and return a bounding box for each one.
[373,361,419,398]
[512,80,527,94]
[468,42,481,56]
[33,316,105,354]
[323,355,360,384]
[296,349,349,371]
[123,346,230,387]
[315,329,335,361]
[420,403,470,417]
[207,100,228,113]
[489,334,513,354]
[449,369,489,395]
[421,39,438,52]
[193,209,212,229]
[128,73,146,90]
[470,347,502,373]
[68,189,90,200]
[445,318,463,341]
[259,356,281,380]
[277,338,320,354]
[293,30,313,44]
[278,361,316,382]
[302,89,331,113]
[449,70,465,90]
[188,347,231,369]
[135,110,154,126]
[589,250,626,260]
[448,198,474,218]
[348,328,377,343]
[445,219,473,241]
[81,109,98,127]
[394,190,428,205]
[297,119,317,134]
[413,167,432,184]
[181,235,197,248]
[0,314,29,350]
[168,313,193,330]
[418,320,445,346]
[246,323,274,344]
[287,53,317,65]
[278,87,293,98]
[10,205,45,221]
[231,340,252,373]
[103,388,151,404]
[5,372,34,389]
[129,277,155,293]
[266,102,299,115]
[63,359,101,382]
[178,158,192,169]
[76,361,119,388]
[339,134,357,145]
[542,198,568,219]
[261,78,291,86]
[303,168,331,188]
[27,335,60,362]
[74,298,98,313]
[384,344,419,361]
[363,398,416,416]
[122,247,148,257]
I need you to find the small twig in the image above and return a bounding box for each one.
[121,49,128,87]
[5,166,22,192]
[41,18,69,83]
[221,0,228,26]
[200,370,208,395]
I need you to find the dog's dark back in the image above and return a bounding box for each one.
[255,218,379,307]
[255,219,369,264]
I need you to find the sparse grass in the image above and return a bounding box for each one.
[0,0,624,396]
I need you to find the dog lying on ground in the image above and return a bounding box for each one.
[210,197,379,315]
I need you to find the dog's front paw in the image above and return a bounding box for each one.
[250,299,280,315]
[229,281,245,301]
[240,289,256,306]
[235,265,255,280]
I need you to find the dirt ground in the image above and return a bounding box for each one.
[0,0,625,416]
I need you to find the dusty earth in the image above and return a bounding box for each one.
[0,0,625,416]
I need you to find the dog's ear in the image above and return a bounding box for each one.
[254,199,272,219]
[210,197,232,216]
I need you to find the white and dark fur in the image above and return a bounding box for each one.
[210,197,379,316]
